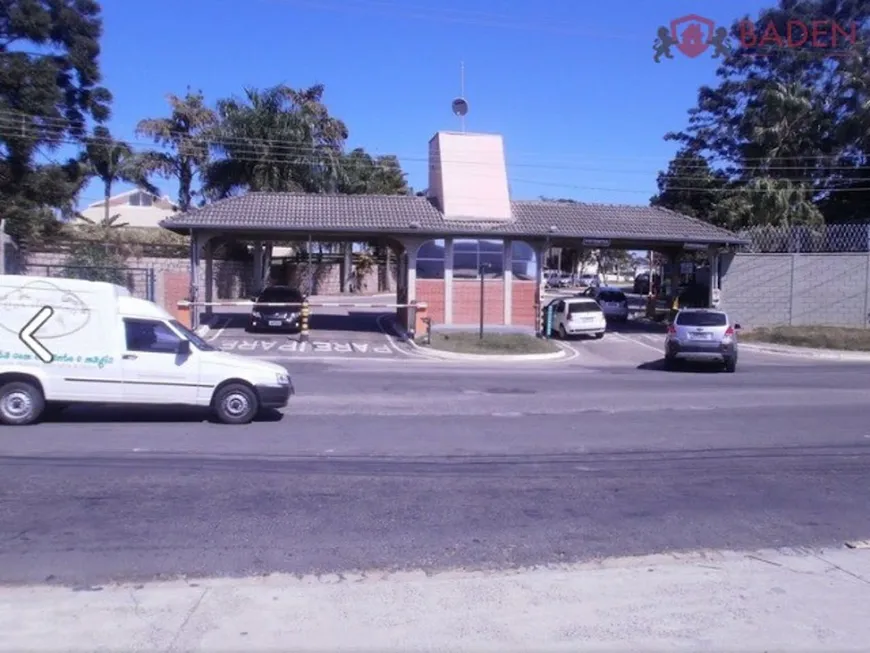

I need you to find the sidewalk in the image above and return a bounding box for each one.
[3,547,869,651]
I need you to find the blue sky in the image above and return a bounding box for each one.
[78,0,772,208]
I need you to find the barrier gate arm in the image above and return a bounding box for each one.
[177,300,429,309]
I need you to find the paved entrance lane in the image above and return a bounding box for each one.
[214,335,402,358]
[205,305,414,359]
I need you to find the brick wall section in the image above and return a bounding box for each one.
[512,280,537,328]
[23,251,396,314]
[452,280,504,326]
[164,271,192,326]
[415,279,445,323]
[720,252,870,328]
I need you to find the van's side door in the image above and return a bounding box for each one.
[120,318,200,404]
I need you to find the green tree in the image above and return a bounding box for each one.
[650,149,729,224]
[82,126,157,224]
[0,0,112,241]
[62,213,129,285]
[338,148,408,195]
[135,89,218,212]
[204,84,348,197]
[659,0,870,227]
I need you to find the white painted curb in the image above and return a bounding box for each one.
[740,342,870,362]
[410,346,569,362]
[384,319,569,362]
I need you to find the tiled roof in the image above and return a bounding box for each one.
[160,192,744,245]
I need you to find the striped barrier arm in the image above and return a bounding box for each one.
[177,300,428,309]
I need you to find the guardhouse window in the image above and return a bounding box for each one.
[415,239,445,279]
[453,239,504,279]
[510,241,538,280]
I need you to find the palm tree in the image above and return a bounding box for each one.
[204,84,348,198]
[82,126,158,224]
[135,89,217,212]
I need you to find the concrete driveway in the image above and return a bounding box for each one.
[202,300,414,360]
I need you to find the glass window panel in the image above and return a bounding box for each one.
[416,259,445,279]
[452,251,478,278]
[479,251,504,278]
[416,239,445,260]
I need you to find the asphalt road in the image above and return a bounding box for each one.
[2,358,870,587]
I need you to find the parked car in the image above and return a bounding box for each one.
[541,297,606,339]
[579,286,629,322]
[633,272,660,295]
[664,308,740,372]
[578,274,600,288]
[248,285,305,332]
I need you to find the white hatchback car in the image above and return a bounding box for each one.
[542,297,606,339]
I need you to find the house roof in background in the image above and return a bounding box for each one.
[160,192,744,246]
[86,188,176,208]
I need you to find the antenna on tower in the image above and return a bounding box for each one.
[451,61,468,132]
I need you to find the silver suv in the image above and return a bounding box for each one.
[664,308,741,372]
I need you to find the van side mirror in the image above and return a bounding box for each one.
[177,339,191,355]
[734,324,742,330]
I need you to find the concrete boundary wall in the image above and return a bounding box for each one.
[720,252,870,328]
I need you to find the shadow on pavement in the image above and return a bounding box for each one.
[200,312,248,329]
[41,405,285,424]
[201,310,391,336]
[309,311,388,334]
[637,359,728,374]
[608,318,668,335]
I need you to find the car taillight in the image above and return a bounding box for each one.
[724,326,735,337]
[667,325,676,335]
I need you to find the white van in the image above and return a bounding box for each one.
[0,275,294,426]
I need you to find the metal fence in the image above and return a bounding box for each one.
[737,223,870,253]
[721,223,870,328]
[25,264,156,301]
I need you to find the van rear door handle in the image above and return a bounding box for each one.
[122,354,137,360]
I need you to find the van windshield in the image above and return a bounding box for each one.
[170,319,216,351]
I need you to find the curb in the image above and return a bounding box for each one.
[408,346,569,362]
[740,342,870,362]
[382,318,570,362]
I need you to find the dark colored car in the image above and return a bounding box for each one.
[633,272,660,295]
[248,286,304,332]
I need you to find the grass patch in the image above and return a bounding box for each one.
[741,325,870,351]
[420,331,560,355]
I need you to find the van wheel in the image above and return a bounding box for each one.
[0,380,45,426]
[724,358,737,373]
[212,383,259,425]
[594,332,604,340]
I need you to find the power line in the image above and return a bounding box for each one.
[0,106,863,166]
[0,108,867,174]
[5,124,870,195]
